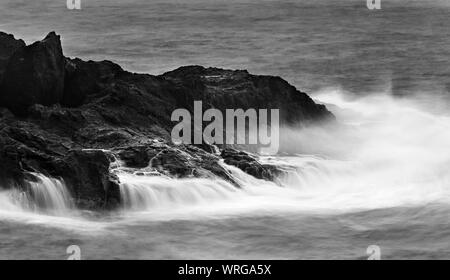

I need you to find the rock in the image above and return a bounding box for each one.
[150,148,195,177]
[57,149,120,210]
[221,148,283,181]
[0,124,119,209]
[0,107,14,120]
[0,32,65,115]
[0,31,336,210]
[162,66,334,124]
[62,58,124,107]
[116,143,239,186]
[0,128,55,187]
[0,133,25,186]
[117,145,151,168]
[194,142,220,155]
[0,32,25,77]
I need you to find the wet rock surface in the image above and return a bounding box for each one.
[221,148,285,181]
[0,32,65,115]
[0,31,334,209]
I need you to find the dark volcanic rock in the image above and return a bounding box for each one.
[0,121,119,209]
[0,133,26,186]
[0,31,336,210]
[58,149,120,210]
[117,145,151,169]
[63,58,124,107]
[0,32,65,115]
[221,148,281,181]
[116,142,238,186]
[0,32,25,78]
[162,66,334,124]
[0,120,73,187]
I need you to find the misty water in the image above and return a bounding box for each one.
[0,0,450,259]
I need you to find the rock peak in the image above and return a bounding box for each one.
[43,31,60,42]
[0,32,65,115]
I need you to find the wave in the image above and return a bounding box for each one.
[275,89,450,208]
[20,173,73,214]
[0,173,73,215]
[1,88,450,225]
[0,173,114,233]
[118,172,238,211]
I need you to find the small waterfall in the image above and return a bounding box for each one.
[117,160,303,212]
[118,173,239,211]
[218,161,272,187]
[15,173,73,215]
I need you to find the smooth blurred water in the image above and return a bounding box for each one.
[1,204,449,260]
[0,0,449,259]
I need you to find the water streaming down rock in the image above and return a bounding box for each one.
[118,172,239,211]
[112,149,241,211]
[116,157,324,212]
[23,90,450,214]
[115,153,296,211]
[16,173,73,214]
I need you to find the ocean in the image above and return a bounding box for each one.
[0,0,449,259]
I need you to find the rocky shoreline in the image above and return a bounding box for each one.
[0,31,334,210]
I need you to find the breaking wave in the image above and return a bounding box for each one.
[0,173,73,215]
[1,88,450,226]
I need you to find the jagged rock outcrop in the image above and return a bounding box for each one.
[0,31,335,209]
[0,32,65,115]
[0,33,25,79]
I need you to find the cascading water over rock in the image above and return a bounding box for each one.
[9,173,73,215]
